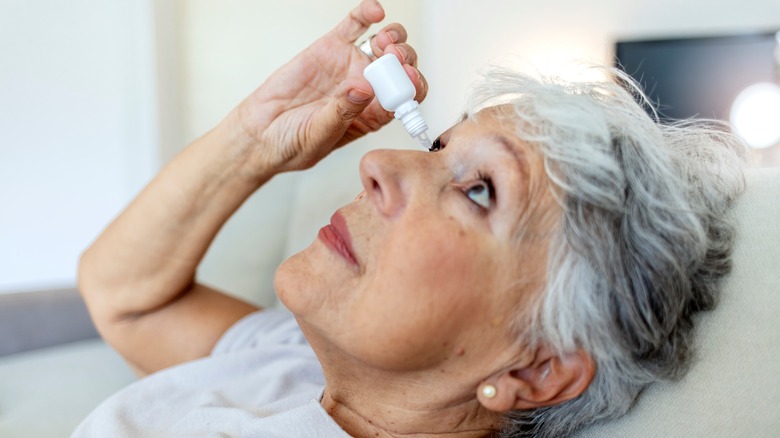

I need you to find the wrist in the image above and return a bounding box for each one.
[216,106,282,186]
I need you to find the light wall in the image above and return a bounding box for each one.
[0,0,158,293]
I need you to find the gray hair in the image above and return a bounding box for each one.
[466,67,748,437]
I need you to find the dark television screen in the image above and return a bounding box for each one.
[615,32,779,122]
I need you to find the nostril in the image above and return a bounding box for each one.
[359,150,403,217]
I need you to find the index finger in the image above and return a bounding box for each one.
[331,0,386,42]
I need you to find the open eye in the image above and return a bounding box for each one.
[465,176,494,210]
[429,136,443,152]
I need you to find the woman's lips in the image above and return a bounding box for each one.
[318,211,358,266]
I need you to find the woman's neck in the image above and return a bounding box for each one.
[320,377,503,437]
[298,317,510,436]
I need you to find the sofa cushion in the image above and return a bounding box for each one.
[0,339,136,437]
[0,288,98,356]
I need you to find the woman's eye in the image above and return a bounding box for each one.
[429,136,443,152]
[465,177,494,210]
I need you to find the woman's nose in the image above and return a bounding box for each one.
[359,149,416,218]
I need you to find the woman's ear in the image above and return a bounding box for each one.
[477,346,595,412]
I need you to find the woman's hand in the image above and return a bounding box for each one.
[234,0,428,175]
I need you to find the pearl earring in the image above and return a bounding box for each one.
[481,384,497,399]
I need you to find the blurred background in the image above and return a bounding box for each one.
[0,0,778,436]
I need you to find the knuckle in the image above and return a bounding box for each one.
[336,101,361,120]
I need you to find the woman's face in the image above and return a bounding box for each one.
[276,107,559,376]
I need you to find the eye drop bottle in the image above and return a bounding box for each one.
[363,53,432,150]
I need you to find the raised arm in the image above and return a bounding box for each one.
[78,0,426,376]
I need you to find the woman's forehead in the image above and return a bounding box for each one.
[445,106,520,139]
[443,112,530,164]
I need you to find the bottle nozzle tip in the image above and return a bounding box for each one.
[417,132,432,151]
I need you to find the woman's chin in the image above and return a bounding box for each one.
[273,250,309,312]
[273,245,333,317]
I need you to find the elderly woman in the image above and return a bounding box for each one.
[75,1,746,437]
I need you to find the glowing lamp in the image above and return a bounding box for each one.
[729,82,780,149]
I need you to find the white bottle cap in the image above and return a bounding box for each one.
[394,101,427,138]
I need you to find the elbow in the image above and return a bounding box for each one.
[77,245,120,327]
[77,245,100,302]
[77,246,128,350]
[77,245,135,343]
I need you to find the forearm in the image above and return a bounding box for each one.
[79,112,273,320]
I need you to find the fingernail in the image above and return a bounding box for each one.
[415,68,427,93]
[386,30,399,43]
[395,45,407,60]
[348,89,373,104]
[375,1,384,13]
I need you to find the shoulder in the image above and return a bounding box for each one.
[212,307,308,355]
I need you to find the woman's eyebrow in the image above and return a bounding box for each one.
[490,134,527,175]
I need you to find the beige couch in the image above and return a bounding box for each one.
[1,166,777,437]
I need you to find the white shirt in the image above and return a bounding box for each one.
[72,309,350,437]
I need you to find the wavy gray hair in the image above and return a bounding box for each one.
[466,67,747,437]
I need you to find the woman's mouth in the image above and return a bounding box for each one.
[318,211,358,266]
